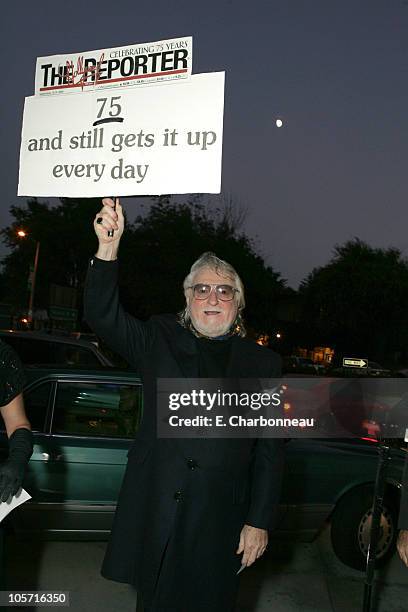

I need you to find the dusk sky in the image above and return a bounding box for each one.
[2,0,407,288]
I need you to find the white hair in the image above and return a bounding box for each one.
[179,252,246,337]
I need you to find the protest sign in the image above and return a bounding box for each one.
[18,72,225,197]
[35,36,192,95]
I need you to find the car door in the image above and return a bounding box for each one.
[9,377,55,534]
[18,376,143,537]
[278,438,379,536]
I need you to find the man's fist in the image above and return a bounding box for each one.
[94,198,125,245]
[236,524,268,568]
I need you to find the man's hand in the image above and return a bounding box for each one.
[397,530,408,567]
[236,524,268,568]
[94,198,125,260]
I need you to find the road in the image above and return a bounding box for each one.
[3,525,407,611]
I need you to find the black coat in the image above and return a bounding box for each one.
[84,257,284,612]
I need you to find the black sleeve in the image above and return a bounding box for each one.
[246,352,285,530]
[0,340,25,408]
[398,454,408,530]
[246,438,285,530]
[83,257,155,368]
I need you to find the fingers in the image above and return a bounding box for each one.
[97,200,119,224]
[397,540,408,567]
[101,197,123,217]
[236,532,244,555]
[101,197,116,208]
[10,481,21,497]
[94,198,124,240]
[95,212,119,233]
[242,545,258,567]
[237,526,268,566]
[397,531,408,567]
[0,480,13,502]
[243,546,265,566]
[256,545,267,559]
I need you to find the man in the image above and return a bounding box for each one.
[84,198,284,612]
[397,456,408,567]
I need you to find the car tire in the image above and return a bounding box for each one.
[330,485,398,571]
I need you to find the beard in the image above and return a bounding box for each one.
[190,313,234,338]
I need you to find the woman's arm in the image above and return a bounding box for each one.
[0,392,31,438]
[0,393,33,502]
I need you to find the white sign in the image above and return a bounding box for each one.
[35,37,192,96]
[18,72,225,197]
[343,358,368,368]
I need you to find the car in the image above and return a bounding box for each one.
[1,366,406,572]
[327,359,403,378]
[366,361,392,377]
[280,375,408,439]
[0,330,114,367]
[283,356,326,376]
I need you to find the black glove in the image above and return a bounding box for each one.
[0,428,33,502]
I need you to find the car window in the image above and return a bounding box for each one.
[23,381,52,432]
[53,381,143,438]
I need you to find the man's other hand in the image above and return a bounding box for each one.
[397,530,408,567]
[236,524,268,568]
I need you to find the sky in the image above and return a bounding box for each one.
[1,0,407,288]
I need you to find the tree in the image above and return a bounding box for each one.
[1,196,285,335]
[0,198,101,312]
[299,238,408,364]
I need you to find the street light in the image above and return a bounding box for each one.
[16,229,40,328]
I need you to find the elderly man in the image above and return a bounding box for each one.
[84,198,284,612]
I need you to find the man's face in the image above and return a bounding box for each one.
[187,267,239,338]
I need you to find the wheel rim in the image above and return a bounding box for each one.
[358,508,394,559]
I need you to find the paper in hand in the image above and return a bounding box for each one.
[0,488,31,523]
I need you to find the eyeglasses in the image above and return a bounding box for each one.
[188,283,239,301]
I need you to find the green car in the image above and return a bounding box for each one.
[1,367,406,572]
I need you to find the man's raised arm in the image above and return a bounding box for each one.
[84,198,154,367]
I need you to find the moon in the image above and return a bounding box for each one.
[276,119,283,128]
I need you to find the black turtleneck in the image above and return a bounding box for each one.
[195,335,233,377]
